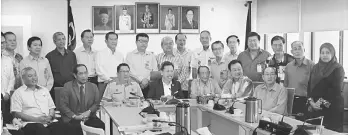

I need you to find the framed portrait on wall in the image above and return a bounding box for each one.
[135,2,160,33]
[180,6,200,33]
[160,5,180,33]
[115,5,135,34]
[92,6,114,34]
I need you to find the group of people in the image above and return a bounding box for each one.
[1,29,345,135]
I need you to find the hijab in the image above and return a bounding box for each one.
[309,43,341,93]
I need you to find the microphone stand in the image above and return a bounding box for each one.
[152,120,190,135]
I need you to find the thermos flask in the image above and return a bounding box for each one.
[175,102,191,135]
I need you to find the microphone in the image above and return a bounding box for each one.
[152,120,189,135]
[130,92,144,99]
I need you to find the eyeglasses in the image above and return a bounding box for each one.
[137,40,149,44]
[263,73,276,76]
[212,47,223,51]
[119,70,130,73]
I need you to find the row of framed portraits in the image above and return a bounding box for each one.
[92,3,200,34]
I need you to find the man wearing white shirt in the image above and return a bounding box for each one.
[75,29,98,85]
[223,35,240,63]
[191,30,214,79]
[96,32,124,99]
[1,49,15,101]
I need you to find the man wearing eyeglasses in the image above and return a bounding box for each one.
[125,33,157,98]
[253,67,288,115]
[209,41,229,89]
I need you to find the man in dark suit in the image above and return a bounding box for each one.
[147,61,184,100]
[60,64,104,135]
[182,9,198,29]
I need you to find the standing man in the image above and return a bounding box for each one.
[192,30,215,79]
[96,32,124,99]
[74,29,98,85]
[209,41,228,88]
[46,32,77,101]
[3,32,23,90]
[284,41,314,120]
[174,33,193,98]
[224,35,240,63]
[1,32,14,101]
[60,64,104,135]
[126,33,157,98]
[20,36,54,91]
[237,32,271,82]
[268,36,294,84]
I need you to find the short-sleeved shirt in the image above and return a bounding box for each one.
[221,76,253,98]
[191,48,215,69]
[237,49,271,82]
[284,58,315,97]
[223,51,240,64]
[2,50,23,90]
[103,81,143,102]
[11,85,55,118]
[253,83,288,115]
[190,78,221,98]
[125,49,158,81]
[1,56,15,95]
[268,53,295,84]
[174,49,193,90]
[209,57,228,83]
[74,46,97,77]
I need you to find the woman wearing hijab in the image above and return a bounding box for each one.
[307,43,345,132]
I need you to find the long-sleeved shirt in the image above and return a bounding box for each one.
[2,50,23,90]
[253,83,288,115]
[174,48,193,90]
[125,49,157,81]
[156,53,188,86]
[96,48,124,82]
[1,56,15,95]
[190,78,221,98]
[221,76,253,98]
[74,46,97,77]
[46,48,77,87]
[20,55,54,90]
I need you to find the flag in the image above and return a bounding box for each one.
[67,0,76,51]
[245,1,252,50]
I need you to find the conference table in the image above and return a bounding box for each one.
[101,99,339,135]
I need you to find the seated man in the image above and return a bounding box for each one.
[102,63,143,102]
[11,67,72,135]
[253,67,288,115]
[191,66,221,98]
[147,61,184,100]
[222,60,253,98]
[60,64,104,135]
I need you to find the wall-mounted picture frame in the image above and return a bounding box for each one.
[92,6,115,34]
[135,2,160,33]
[180,6,200,33]
[115,5,135,34]
[160,5,180,33]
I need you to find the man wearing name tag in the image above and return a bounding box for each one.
[147,61,184,100]
[253,67,288,115]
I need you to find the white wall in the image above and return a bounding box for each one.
[1,0,255,57]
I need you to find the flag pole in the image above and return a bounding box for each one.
[244,1,252,50]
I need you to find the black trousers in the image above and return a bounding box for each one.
[8,129,25,135]
[22,122,73,135]
[142,85,150,99]
[292,96,308,121]
[68,117,105,135]
[182,91,189,98]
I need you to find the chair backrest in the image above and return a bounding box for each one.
[286,88,295,115]
[80,121,105,135]
[252,81,264,88]
[187,79,193,98]
[54,87,64,109]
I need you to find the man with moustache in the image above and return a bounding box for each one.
[237,32,271,82]
[191,30,215,79]
[2,32,23,90]
[46,32,77,101]
[96,32,124,99]
[126,33,157,98]
[284,41,314,120]
[223,35,240,63]
[174,33,193,98]
[74,29,98,85]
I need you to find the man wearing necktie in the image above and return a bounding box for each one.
[182,9,198,29]
[60,64,104,135]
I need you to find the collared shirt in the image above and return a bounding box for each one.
[223,51,240,64]
[125,49,157,81]
[2,50,23,90]
[1,56,15,95]
[268,53,295,83]
[46,48,77,87]
[222,76,253,98]
[77,83,85,93]
[237,49,271,82]
[74,46,97,77]
[96,48,124,82]
[190,78,221,98]
[103,80,143,101]
[156,53,188,88]
[11,85,55,119]
[174,48,193,90]
[284,57,315,97]
[191,47,215,69]
[162,80,172,96]
[253,83,288,115]
[20,55,54,90]
[209,57,228,83]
